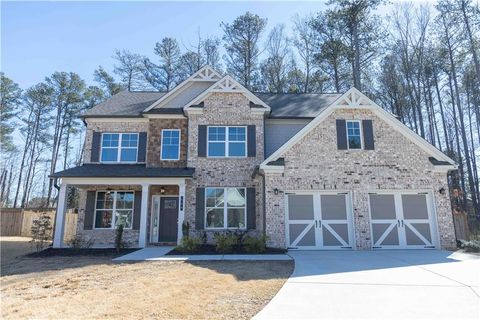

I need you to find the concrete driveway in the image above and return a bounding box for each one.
[255,250,480,320]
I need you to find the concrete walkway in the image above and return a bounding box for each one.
[255,250,480,320]
[113,247,292,261]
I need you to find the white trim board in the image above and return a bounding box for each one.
[260,87,455,171]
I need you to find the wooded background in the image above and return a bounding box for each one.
[1,0,479,232]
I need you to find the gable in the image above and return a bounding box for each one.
[184,75,270,111]
[143,66,221,112]
[260,88,455,172]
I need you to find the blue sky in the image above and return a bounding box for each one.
[2,1,333,89]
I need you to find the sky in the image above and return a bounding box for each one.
[1,1,333,89]
[1,0,440,89]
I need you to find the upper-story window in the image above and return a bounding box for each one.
[101,133,138,162]
[161,129,180,160]
[207,126,246,157]
[346,121,362,150]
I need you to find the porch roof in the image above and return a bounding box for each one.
[51,164,195,178]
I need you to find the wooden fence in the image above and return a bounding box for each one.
[0,208,77,241]
[453,213,469,241]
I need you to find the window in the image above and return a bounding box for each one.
[161,129,181,160]
[95,191,134,229]
[207,126,246,157]
[346,121,362,149]
[101,133,138,162]
[205,187,246,229]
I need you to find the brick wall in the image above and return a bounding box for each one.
[185,93,266,238]
[146,118,188,167]
[264,108,456,250]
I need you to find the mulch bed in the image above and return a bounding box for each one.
[166,244,287,255]
[25,247,139,258]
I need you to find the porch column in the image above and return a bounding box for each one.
[138,183,150,248]
[177,182,186,244]
[53,182,67,248]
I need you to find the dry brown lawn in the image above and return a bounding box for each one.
[0,236,41,268]
[1,252,293,320]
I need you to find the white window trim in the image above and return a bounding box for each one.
[204,187,247,230]
[94,190,134,230]
[160,129,181,161]
[206,126,247,158]
[346,120,363,150]
[100,132,139,163]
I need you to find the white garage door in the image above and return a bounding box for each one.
[286,192,354,250]
[369,191,439,249]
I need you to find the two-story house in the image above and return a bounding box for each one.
[51,66,457,251]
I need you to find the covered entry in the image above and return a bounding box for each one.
[286,192,354,250]
[369,191,439,249]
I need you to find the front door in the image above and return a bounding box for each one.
[286,192,354,250]
[158,197,179,242]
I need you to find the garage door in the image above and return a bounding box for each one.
[286,192,354,250]
[369,191,438,249]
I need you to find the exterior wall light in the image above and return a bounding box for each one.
[439,187,446,195]
[274,188,279,195]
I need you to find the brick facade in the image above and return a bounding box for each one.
[146,118,188,167]
[184,93,265,240]
[264,108,456,250]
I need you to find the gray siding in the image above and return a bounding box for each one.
[264,119,310,157]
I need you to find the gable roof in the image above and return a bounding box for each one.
[255,93,341,118]
[143,66,221,112]
[260,87,456,171]
[184,75,270,111]
[81,91,166,118]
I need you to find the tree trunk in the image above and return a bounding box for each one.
[433,71,451,153]
[460,0,480,84]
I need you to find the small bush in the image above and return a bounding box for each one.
[115,224,129,253]
[182,221,191,238]
[232,229,248,247]
[214,232,237,253]
[66,234,94,249]
[460,239,480,253]
[30,213,52,252]
[176,236,201,253]
[244,235,267,253]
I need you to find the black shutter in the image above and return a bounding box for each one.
[132,191,142,230]
[246,187,256,229]
[90,132,101,162]
[336,119,347,150]
[198,125,207,157]
[137,132,147,162]
[195,188,205,230]
[84,191,96,230]
[247,125,256,157]
[362,120,375,150]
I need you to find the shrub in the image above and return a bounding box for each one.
[182,221,191,238]
[214,232,237,253]
[244,235,267,253]
[30,213,53,252]
[460,239,480,253]
[115,224,129,253]
[232,229,248,247]
[66,234,94,249]
[176,236,201,253]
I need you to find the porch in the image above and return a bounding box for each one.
[50,165,194,248]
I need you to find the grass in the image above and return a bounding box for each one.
[0,241,293,319]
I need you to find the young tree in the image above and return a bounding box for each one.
[260,24,292,93]
[143,37,181,91]
[0,73,22,152]
[94,66,123,96]
[327,0,386,90]
[292,15,317,93]
[113,49,145,91]
[44,72,86,207]
[221,12,267,90]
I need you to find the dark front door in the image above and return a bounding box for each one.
[158,197,179,242]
